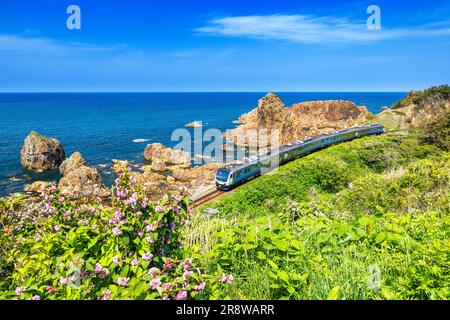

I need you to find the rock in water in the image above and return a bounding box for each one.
[144,143,191,166]
[58,151,110,198]
[185,121,203,127]
[59,152,86,176]
[59,166,110,198]
[20,131,65,172]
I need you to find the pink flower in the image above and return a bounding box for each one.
[63,210,71,216]
[81,271,89,281]
[114,211,124,219]
[109,218,119,225]
[194,282,206,294]
[124,197,136,206]
[169,222,176,231]
[146,236,154,244]
[155,205,165,213]
[94,263,102,273]
[175,195,183,202]
[146,224,156,232]
[80,219,89,225]
[15,286,26,297]
[30,295,41,300]
[117,277,130,286]
[59,277,69,285]
[148,267,159,277]
[54,225,61,232]
[218,273,227,282]
[46,286,56,294]
[99,268,110,279]
[227,275,234,284]
[142,252,153,261]
[100,289,111,300]
[163,282,173,292]
[131,258,139,266]
[183,258,192,271]
[174,290,188,300]
[150,278,162,289]
[183,270,194,280]
[112,228,123,236]
[113,256,121,264]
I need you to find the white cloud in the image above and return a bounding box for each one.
[196,14,450,44]
[0,34,118,55]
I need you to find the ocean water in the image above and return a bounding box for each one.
[0,92,405,196]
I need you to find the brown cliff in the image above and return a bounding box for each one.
[225,93,369,146]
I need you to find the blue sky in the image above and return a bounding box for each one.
[0,0,449,92]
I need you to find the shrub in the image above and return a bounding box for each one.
[0,166,231,300]
[420,110,450,151]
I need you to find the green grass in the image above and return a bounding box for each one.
[183,132,450,300]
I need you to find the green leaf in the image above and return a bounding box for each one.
[268,259,279,270]
[272,239,289,252]
[121,235,130,245]
[277,270,290,284]
[327,286,341,300]
[375,232,387,244]
[256,251,266,260]
[291,240,302,250]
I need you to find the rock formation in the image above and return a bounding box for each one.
[20,131,65,172]
[370,85,450,131]
[58,152,110,198]
[172,163,224,189]
[24,181,52,193]
[144,143,191,168]
[225,93,368,147]
[59,151,86,176]
[185,121,203,127]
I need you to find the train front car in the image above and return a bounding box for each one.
[215,168,232,191]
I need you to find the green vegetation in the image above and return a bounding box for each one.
[1,109,449,300]
[393,84,450,109]
[0,167,231,300]
[185,119,450,299]
[420,110,450,152]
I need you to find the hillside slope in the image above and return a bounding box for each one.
[368,85,450,131]
[184,113,450,300]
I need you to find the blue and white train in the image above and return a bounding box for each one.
[215,124,384,191]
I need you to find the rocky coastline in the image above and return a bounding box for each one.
[15,86,450,201]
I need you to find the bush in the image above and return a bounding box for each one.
[420,110,450,151]
[0,166,231,300]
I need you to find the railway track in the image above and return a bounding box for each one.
[191,189,224,209]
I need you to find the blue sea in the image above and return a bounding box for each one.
[0,92,405,196]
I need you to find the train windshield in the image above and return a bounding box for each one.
[216,169,230,182]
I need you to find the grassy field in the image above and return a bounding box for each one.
[183,130,450,299]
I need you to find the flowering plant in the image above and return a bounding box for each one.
[0,166,231,300]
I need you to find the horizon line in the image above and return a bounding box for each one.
[0,91,408,94]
